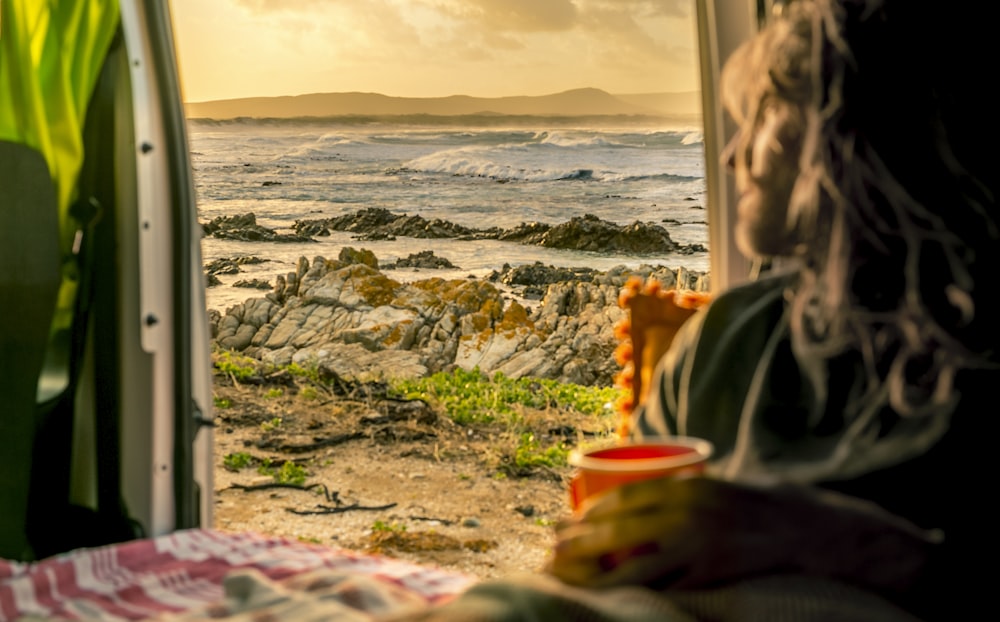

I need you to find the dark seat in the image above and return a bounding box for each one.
[0,141,61,560]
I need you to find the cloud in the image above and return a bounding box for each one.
[230,0,690,36]
[232,0,577,32]
[606,0,690,19]
[433,0,688,33]
[232,0,332,11]
[173,0,699,101]
[577,2,690,60]
[448,0,578,31]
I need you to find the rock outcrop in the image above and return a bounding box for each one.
[203,213,315,243]
[210,248,709,387]
[286,208,707,255]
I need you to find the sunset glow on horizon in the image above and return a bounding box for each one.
[169,0,700,104]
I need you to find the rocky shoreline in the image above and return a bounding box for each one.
[208,246,709,387]
[202,207,707,257]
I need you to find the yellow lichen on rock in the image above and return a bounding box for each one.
[383,319,414,347]
[347,265,402,307]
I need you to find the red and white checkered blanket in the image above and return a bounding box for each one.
[0,529,476,621]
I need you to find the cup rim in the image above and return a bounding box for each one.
[568,436,714,473]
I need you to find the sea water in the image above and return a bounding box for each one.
[187,116,709,312]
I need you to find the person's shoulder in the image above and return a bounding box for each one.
[702,269,793,322]
[668,269,793,363]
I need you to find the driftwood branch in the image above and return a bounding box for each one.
[286,502,397,516]
[227,481,396,515]
[408,515,456,526]
[256,431,367,453]
[226,481,339,503]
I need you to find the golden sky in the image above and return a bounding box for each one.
[169,0,700,103]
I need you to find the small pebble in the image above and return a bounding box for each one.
[514,505,535,517]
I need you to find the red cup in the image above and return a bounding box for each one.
[568,437,713,511]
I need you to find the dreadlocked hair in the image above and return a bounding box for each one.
[722,0,997,423]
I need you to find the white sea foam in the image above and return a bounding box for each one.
[188,118,711,312]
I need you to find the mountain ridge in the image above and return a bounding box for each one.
[184,87,701,120]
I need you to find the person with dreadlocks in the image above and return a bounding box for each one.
[545,0,997,619]
[383,1,995,620]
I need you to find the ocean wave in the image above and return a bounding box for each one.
[401,146,597,182]
[537,132,613,148]
[530,129,703,149]
[402,139,703,183]
[681,130,703,145]
[557,169,595,180]
[602,171,702,183]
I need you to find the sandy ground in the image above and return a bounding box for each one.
[208,372,613,580]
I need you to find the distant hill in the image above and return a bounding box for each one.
[184,87,701,120]
[614,91,702,116]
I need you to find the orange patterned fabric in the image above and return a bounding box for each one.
[613,277,711,437]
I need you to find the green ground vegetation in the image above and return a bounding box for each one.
[212,350,623,478]
[389,367,620,425]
